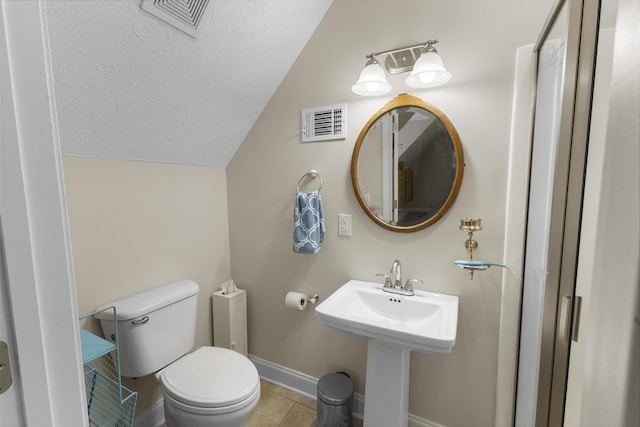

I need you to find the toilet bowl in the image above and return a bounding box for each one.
[96,280,260,427]
[158,346,261,427]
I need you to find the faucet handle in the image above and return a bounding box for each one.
[376,274,392,288]
[404,279,423,291]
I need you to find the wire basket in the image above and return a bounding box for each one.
[80,307,137,427]
[84,367,137,427]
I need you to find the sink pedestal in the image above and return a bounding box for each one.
[364,339,410,427]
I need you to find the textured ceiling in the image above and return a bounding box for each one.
[45,0,332,167]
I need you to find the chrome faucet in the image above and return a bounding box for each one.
[390,260,402,288]
[376,260,422,296]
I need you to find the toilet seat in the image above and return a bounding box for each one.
[159,346,260,410]
[162,385,260,416]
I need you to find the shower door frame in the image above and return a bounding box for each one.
[517,0,601,425]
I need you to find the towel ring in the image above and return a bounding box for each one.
[297,169,323,193]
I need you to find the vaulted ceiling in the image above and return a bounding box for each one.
[45,0,332,167]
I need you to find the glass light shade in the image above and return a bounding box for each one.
[404,51,452,88]
[351,62,392,96]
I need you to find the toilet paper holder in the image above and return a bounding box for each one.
[306,291,319,305]
[285,291,320,311]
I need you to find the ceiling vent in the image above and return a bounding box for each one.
[301,104,347,143]
[141,0,211,38]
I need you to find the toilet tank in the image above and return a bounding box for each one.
[95,279,199,378]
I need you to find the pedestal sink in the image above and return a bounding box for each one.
[315,280,459,427]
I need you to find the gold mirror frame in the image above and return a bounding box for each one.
[351,94,464,232]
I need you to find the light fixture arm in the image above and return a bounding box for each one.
[366,39,439,61]
[364,54,377,65]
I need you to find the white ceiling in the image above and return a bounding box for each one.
[45,0,332,168]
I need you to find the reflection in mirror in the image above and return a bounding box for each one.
[352,94,464,232]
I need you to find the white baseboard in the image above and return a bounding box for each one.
[134,398,165,427]
[408,414,446,427]
[133,354,444,427]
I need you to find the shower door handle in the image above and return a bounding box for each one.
[571,296,582,342]
[558,295,583,344]
[558,296,572,344]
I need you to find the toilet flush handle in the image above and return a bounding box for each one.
[131,316,149,325]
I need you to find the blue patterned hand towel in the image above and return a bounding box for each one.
[293,191,325,254]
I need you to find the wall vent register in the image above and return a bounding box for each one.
[141,0,212,38]
[301,104,347,142]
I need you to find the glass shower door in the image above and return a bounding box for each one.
[516,2,570,424]
[516,0,601,425]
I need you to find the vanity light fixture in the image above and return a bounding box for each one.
[351,40,452,96]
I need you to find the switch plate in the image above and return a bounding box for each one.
[338,214,352,237]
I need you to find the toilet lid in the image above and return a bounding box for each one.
[159,347,260,408]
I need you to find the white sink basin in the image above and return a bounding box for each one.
[315,279,459,353]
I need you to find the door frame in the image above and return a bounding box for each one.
[1,1,87,425]
[1,4,25,425]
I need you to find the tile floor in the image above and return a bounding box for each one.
[243,380,363,427]
[160,379,363,427]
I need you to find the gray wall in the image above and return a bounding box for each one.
[227,1,549,425]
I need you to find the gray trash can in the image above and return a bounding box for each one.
[317,372,354,427]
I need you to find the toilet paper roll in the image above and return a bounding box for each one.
[285,291,307,311]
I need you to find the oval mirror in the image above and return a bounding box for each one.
[351,94,464,232]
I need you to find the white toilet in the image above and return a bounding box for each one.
[96,280,260,427]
